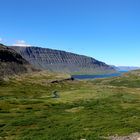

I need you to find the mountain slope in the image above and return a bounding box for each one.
[0,65,140,139]
[93,69,140,88]
[12,46,116,74]
[0,44,35,78]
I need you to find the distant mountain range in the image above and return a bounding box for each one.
[113,66,140,71]
[11,46,116,74]
[0,44,35,78]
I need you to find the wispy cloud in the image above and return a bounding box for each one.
[13,40,31,47]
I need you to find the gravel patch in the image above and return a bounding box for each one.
[108,133,140,140]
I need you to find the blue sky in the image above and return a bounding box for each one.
[0,0,140,66]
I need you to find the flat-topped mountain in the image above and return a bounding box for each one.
[0,44,35,78]
[12,46,116,74]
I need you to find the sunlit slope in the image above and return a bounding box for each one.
[12,46,116,74]
[0,71,140,140]
[94,69,140,88]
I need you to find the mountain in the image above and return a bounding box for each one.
[12,46,116,74]
[113,66,140,71]
[0,44,35,78]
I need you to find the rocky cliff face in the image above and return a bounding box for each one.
[12,46,116,74]
[0,44,35,78]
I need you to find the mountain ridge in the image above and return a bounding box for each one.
[11,46,116,74]
[112,65,140,71]
[0,44,35,78]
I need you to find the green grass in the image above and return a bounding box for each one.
[0,71,140,140]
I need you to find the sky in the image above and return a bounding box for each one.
[0,0,140,66]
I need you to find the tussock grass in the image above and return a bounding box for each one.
[0,71,140,139]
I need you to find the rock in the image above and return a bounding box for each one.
[0,44,35,78]
[12,46,116,74]
[108,132,140,140]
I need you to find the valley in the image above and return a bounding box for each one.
[0,44,140,140]
[0,70,140,140]
[1,0,140,139]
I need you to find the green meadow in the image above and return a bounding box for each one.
[0,71,140,140]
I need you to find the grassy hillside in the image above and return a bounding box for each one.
[0,71,140,140]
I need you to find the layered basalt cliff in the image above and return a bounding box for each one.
[12,46,116,74]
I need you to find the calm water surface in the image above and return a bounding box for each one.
[72,71,127,80]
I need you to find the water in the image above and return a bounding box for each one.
[72,71,127,80]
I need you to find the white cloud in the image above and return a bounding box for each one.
[13,40,31,47]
